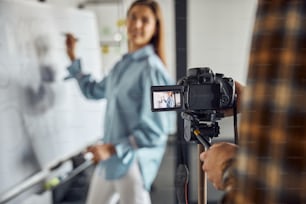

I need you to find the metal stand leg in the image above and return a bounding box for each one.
[198,144,207,204]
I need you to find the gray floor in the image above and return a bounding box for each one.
[54,138,223,204]
[151,139,223,204]
[150,140,176,204]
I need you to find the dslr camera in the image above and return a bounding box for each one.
[151,67,236,146]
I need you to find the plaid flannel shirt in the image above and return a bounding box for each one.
[223,0,306,203]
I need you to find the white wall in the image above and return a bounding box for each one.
[188,0,257,140]
[86,0,176,77]
[188,0,257,83]
[187,0,258,201]
[4,1,259,203]
[22,0,82,7]
[23,0,176,78]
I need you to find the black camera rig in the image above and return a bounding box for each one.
[151,67,237,147]
[152,67,238,204]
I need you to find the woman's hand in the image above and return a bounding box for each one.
[200,142,238,190]
[65,33,77,61]
[87,144,116,164]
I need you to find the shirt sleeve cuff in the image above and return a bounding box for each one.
[115,140,131,158]
[115,142,131,164]
[222,158,237,191]
[115,135,138,157]
[67,59,82,77]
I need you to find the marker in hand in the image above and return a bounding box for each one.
[63,33,78,80]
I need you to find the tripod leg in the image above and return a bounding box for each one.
[198,144,207,204]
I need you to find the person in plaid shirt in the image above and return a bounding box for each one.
[200,0,306,203]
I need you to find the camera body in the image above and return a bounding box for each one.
[151,67,236,144]
[151,67,235,114]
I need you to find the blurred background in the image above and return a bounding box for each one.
[0,0,257,203]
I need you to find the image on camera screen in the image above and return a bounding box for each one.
[151,86,183,111]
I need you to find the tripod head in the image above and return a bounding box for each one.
[181,111,223,149]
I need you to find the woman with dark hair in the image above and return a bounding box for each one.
[65,0,174,203]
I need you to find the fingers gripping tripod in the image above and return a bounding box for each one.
[176,111,221,204]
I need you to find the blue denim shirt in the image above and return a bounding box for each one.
[67,45,175,190]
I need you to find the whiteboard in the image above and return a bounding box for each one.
[0,0,105,197]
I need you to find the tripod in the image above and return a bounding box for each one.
[194,128,213,204]
[176,97,238,204]
[181,112,220,204]
[198,144,207,204]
